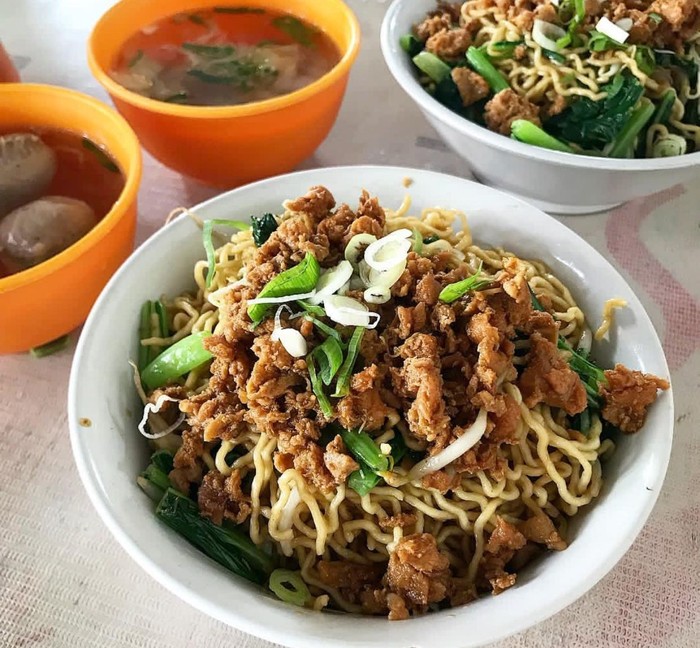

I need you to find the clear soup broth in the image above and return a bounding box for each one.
[0,128,124,278]
[110,7,341,107]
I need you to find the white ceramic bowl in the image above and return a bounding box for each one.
[381,0,700,214]
[68,166,673,647]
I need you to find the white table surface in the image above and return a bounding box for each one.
[1,1,699,647]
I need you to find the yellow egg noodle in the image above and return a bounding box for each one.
[138,196,615,611]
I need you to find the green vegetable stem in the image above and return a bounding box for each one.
[511,120,574,153]
[141,331,213,390]
[466,46,509,93]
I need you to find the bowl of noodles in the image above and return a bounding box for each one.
[68,165,673,647]
[381,0,700,213]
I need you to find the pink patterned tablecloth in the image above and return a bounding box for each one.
[1,2,698,647]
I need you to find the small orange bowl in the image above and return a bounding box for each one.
[88,0,361,188]
[0,84,142,354]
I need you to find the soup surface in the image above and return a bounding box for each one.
[0,127,124,278]
[110,7,340,106]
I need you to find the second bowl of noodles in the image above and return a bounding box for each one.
[381,0,700,213]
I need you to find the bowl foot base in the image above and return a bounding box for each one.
[471,175,624,215]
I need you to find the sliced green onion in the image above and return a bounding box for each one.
[423,234,440,244]
[413,51,451,84]
[30,334,70,358]
[511,119,574,153]
[307,354,333,417]
[483,40,524,59]
[339,428,389,473]
[269,569,311,607]
[304,316,345,346]
[247,252,321,325]
[138,301,153,370]
[438,261,492,303]
[648,11,663,24]
[81,137,119,173]
[154,300,169,338]
[411,228,423,254]
[141,331,213,390]
[542,49,566,65]
[156,488,274,584]
[348,434,407,496]
[332,327,364,398]
[466,46,509,92]
[203,219,251,288]
[297,300,326,317]
[312,337,344,385]
[399,34,423,57]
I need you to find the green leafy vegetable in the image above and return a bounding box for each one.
[511,120,574,153]
[307,354,333,417]
[247,252,320,325]
[213,6,266,14]
[311,337,344,386]
[634,46,656,76]
[400,34,423,57]
[138,300,168,368]
[250,212,278,246]
[156,488,274,584]
[272,16,317,46]
[548,74,644,150]
[269,569,311,606]
[339,428,390,473]
[81,137,120,173]
[423,235,440,244]
[141,331,213,390]
[438,261,491,303]
[348,434,408,496]
[163,92,189,104]
[182,43,236,58]
[188,13,207,26]
[651,89,676,125]
[332,327,364,398]
[466,46,509,92]
[648,12,663,24]
[413,51,451,84]
[30,335,70,358]
[608,99,655,158]
[151,450,174,474]
[203,219,251,288]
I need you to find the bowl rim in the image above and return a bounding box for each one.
[87,0,361,119]
[0,83,142,293]
[380,0,700,172]
[68,165,674,647]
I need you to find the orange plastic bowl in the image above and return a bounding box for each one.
[88,0,361,187]
[0,84,142,354]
